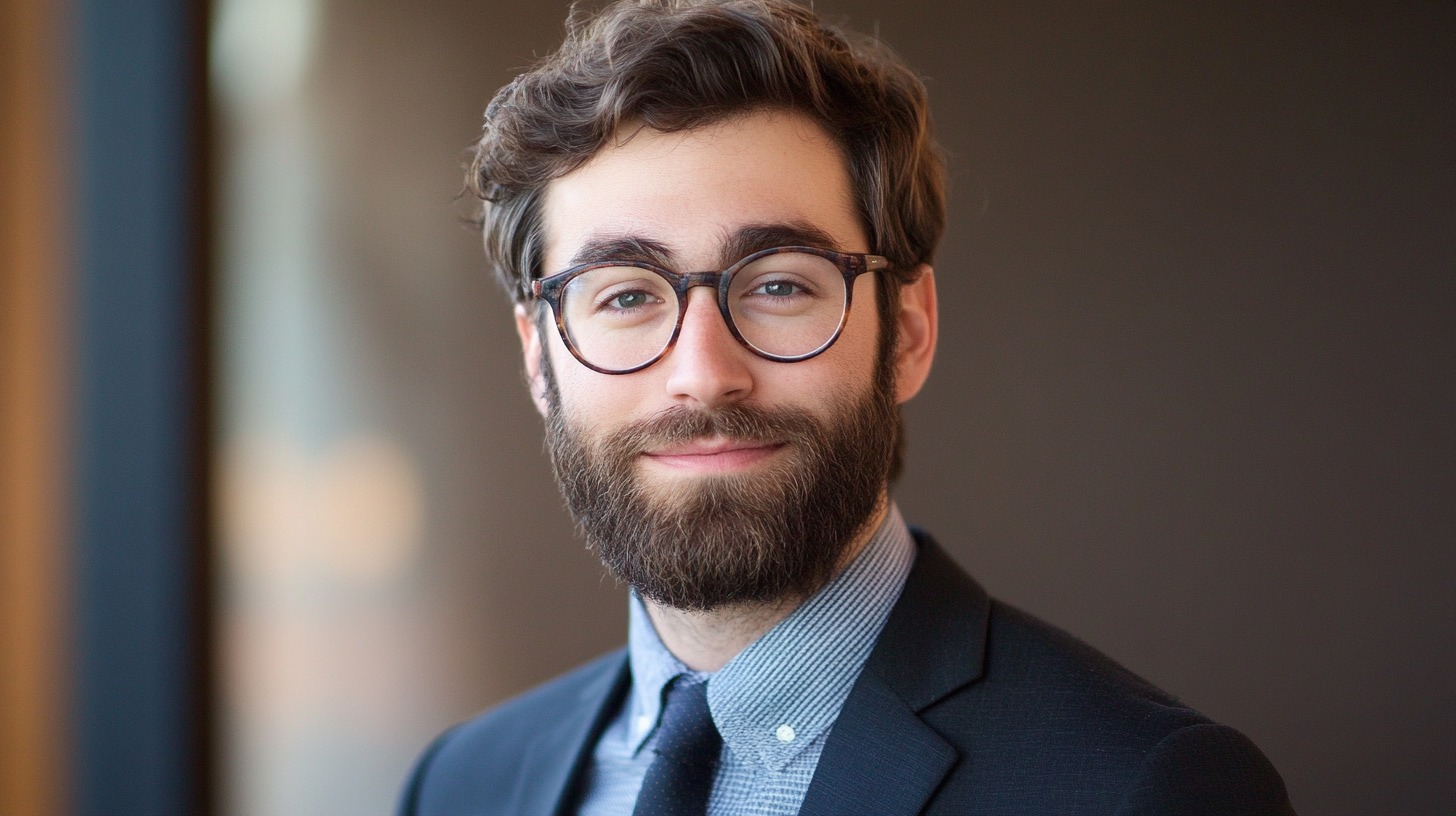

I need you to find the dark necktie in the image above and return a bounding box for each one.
[632,679,722,816]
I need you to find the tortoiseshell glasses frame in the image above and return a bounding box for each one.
[530,245,890,375]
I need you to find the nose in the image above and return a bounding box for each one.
[661,286,753,408]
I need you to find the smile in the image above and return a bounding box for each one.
[639,437,786,473]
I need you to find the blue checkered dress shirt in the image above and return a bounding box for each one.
[575,503,916,816]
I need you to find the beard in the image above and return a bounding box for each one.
[543,361,901,612]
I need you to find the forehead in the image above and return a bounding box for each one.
[540,110,865,271]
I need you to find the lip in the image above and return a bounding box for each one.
[640,437,785,472]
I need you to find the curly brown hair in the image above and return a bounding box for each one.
[468,0,946,318]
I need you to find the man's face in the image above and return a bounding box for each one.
[516,110,935,610]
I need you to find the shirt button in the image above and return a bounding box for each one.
[636,715,651,735]
[775,724,796,743]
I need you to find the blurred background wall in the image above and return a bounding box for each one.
[3,1,1452,815]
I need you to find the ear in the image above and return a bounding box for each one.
[893,265,937,404]
[514,303,550,417]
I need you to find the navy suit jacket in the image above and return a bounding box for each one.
[398,533,1294,815]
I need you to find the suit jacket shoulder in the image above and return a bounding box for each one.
[397,649,629,816]
[922,599,1291,814]
[798,531,1293,815]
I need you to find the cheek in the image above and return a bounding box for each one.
[544,332,644,426]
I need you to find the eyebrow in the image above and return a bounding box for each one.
[568,236,674,267]
[565,221,845,271]
[720,222,842,266]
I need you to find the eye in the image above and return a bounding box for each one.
[605,290,654,310]
[754,280,804,298]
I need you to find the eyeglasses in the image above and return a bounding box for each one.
[531,245,890,374]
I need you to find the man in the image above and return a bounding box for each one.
[399,1,1293,813]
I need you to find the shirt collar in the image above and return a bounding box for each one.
[624,503,916,771]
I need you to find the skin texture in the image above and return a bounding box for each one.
[515,110,938,670]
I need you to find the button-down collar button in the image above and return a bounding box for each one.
[775,724,796,743]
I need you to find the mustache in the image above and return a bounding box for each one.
[608,404,821,456]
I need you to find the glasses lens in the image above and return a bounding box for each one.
[561,265,677,371]
[727,251,849,358]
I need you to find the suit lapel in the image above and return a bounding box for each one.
[796,670,957,816]
[510,654,631,816]
[799,533,991,816]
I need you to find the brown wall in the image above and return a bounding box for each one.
[0,0,67,814]
[879,5,1455,813]
[234,1,1454,813]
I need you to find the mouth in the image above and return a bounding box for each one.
[639,436,786,473]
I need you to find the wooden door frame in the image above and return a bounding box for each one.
[1,1,68,814]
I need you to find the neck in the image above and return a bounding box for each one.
[644,494,890,672]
